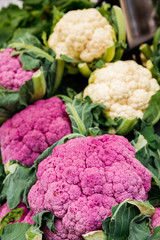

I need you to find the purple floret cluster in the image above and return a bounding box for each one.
[0,48,35,90]
[0,97,72,166]
[28,134,152,240]
[0,202,34,225]
[151,207,160,228]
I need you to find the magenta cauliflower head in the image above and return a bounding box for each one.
[28,134,152,240]
[0,202,34,225]
[0,97,71,166]
[151,207,160,228]
[0,48,35,90]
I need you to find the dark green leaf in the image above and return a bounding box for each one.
[19,53,41,70]
[1,223,31,240]
[0,162,37,209]
[9,33,54,62]
[102,200,155,240]
[42,58,65,98]
[152,227,160,239]
[95,59,106,69]
[51,6,64,31]
[57,0,93,12]
[143,90,160,125]
[128,215,151,240]
[66,96,106,136]
[131,123,160,187]
[32,211,55,233]
[9,32,43,49]
[0,162,6,191]
[148,185,160,207]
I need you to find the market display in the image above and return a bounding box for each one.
[0,1,160,240]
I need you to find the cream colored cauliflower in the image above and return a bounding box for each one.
[84,60,160,119]
[48,8,115,62]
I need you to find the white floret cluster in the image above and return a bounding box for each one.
[84,60,160,119]
[48,8,115,62]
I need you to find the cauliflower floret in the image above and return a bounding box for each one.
[48,9,115,62]
[0,48,35,90]
[0,97,71,166]
[28,134,151,239]
[84,60,160,119]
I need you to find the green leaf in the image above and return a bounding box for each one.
[0,162,6,191]
[143,90,160,125]
[19,53,41,70]
[57,0,94,12]
[102,200,155,240]
[51,6,64,31]
[32,211,55,233]
[152,227,160,239]
[42,58,65,98]
[66,96,106,136]
[60,54,77,63]
[9,32,43,49]
[148,185,160,207]
[0,162,37,209]
[1,222,31,240]
[131,123,160,187]
[0,5,29,48]
[128,215,151,240]
[95,59,106,69]
[9,33,54,63]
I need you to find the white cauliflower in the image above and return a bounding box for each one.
[48,8,115,62]
[83,60,160,119]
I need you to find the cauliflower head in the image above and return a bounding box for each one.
[28,134,151,239]
[0,202,34,225]
[151,207,160,229]
[84,60,160,119]
[48,8,115,62]
[0,48,35,90]
[0,97,71,166]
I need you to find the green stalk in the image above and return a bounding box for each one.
[103,44,115,62]
[78,63,92,78]
[32,69,46,102]
[53,59,65,93]
[67,103,87,135]
[139,44,153,59]
[116,118,137,136]
[112,5,126,43]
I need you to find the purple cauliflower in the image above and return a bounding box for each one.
[28,134,152,240]
[151,207,160,228]
[0,202,34,225]
[0,97,72,166]
[0,48,35,90]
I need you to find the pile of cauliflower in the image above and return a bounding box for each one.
[0,3,160,240]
